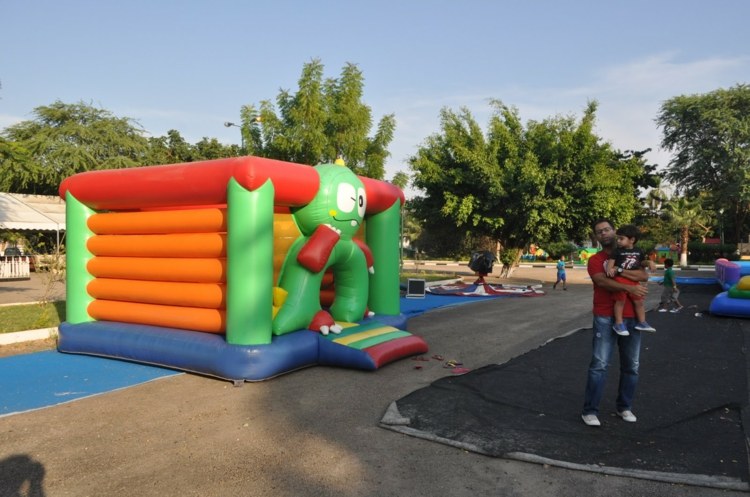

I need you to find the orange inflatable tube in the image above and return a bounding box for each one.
[88,300,225,333]
[88,208,227,235]
[88,278,226,309]
[88,257,226,283]
[87,234,227,257]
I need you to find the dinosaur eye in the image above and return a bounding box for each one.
[357,188,366,217]
[337,183,356,213]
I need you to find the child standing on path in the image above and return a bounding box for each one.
[606,224,656,335]
[553,256,567,290]
[657,258,683,312]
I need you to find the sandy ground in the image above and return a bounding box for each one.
[1,266,739,497]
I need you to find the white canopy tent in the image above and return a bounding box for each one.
[0,192,66,251]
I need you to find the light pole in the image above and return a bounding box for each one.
[224,121,244,154]
[719,208,725,246]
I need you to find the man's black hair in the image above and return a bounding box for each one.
[591,218,614,232]
[616,224,640,243]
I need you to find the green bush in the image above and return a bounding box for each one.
[686,241,737,264]
[638,239,656,256]
[544,241,579,260]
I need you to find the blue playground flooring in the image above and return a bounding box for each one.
[1,350,181,417]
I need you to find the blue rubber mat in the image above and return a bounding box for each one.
[0,351,181,417]
[399,293,499,315]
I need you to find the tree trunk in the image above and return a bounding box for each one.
[680,225,689,267]
[499,247,523,278]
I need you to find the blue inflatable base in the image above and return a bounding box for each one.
[709,291,750,318]
[58,313,410,382]
[649,276,718,285]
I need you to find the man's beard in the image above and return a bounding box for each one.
[601,238,615,249]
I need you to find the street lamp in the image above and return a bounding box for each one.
[719,208,725,246]
[224,121,244,154]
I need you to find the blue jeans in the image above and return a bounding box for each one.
[582,315,641,415]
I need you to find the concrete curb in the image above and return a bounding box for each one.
[0,327,58,345]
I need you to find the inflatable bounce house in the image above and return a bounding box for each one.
[57,156,428,382]
[709,259,750,318]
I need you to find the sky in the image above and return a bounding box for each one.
[2,0,749,197]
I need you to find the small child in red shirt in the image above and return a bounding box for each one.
[606,224,656,336]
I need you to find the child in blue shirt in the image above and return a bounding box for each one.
[553,256,567,290]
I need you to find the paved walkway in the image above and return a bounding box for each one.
[0,273,65,305]
[2,265,734,496]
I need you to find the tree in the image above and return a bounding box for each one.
[144,130,195,165]
[0,138,33,192]
[409,100,652,271]
[390,171,409,190]
[644,176,669,216]
[0,101,149,194]
[664,196,711,267]
[657,84,750,244]
[400,200,423,258]
[145,130,237,166]
[237,59,395,179]
[192,137,234,161]
[634,175,675,246]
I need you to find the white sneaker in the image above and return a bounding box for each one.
[582,414,601,426]
[658,308,668,313]
[635,322,656,333]
[612,323,630,336]
[617,410,637,422]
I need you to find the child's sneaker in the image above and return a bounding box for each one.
[635,322,656,332]
[658,308,668,313]
[612,323,630,336]
[670,306,683,313]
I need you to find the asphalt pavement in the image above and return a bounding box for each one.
[2,266,741,496]
[0,272,65,306]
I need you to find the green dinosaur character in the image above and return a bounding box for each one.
[273,163,374,335]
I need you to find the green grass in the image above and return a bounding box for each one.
[400,271,461,283]
[0,301,66,334]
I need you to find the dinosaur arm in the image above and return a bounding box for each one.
[297,224,341,273]
[353,238,375,273]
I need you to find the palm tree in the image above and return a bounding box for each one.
[664,196,711,267]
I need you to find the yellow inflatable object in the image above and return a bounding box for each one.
[737,275,750,291]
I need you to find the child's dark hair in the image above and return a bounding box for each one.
[615,224,640,243]
[664,258,674,268]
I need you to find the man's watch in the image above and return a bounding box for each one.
[617,267,624,274]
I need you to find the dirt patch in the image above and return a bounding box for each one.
[0,337,56,358]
